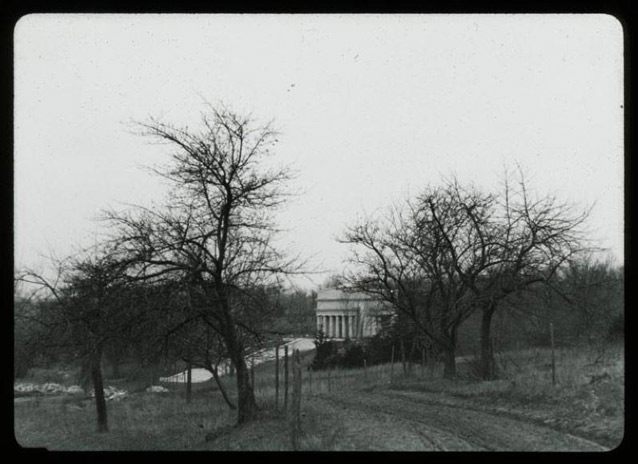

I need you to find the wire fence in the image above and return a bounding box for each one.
[248,347,439,407]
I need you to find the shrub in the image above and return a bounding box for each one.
[339,341,365,368]
[311,331,337,370]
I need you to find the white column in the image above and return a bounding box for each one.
[350,315,355,339]
[326,316,331,338]
[333,315,337,338]
[344,315,349,339]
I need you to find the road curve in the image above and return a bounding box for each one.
[310,389,608,452]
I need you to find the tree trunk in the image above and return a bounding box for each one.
[234,355,257,424]
[441,344,457,379]
[440,317,458,379]
[408,336,418,375]
[217,299,259,424]
[480,304,498,380]
[91,348,108,433]
[400,339,407,375]
[224,322,257,423]
[207,361,237,410]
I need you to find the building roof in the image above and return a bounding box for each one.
[316,288,374,301]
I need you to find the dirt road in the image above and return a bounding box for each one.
[308,388,608,451]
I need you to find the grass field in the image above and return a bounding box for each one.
[14,342,624,450]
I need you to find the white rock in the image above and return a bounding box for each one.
[66,385,84,394]
[146,385,169,393]
[42,382,65,393]
[14,383,38,393]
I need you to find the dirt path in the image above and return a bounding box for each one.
[308,388,608,451]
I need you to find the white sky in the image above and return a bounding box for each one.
[14,14,624,290]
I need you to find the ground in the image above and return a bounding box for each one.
[203,383,614,451]
[14,344,624,451]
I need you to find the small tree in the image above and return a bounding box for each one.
[18,248,138,433]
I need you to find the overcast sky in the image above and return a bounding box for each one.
[14,14,624,290]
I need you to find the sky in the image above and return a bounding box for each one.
[14,14,624,291]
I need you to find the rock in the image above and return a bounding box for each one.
[89,386,128,400]
[14,383,38,393]
[42,383,65,393]
[146,385,169,393]
[66,385,84,394]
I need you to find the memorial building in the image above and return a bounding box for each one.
[315,288,392,339]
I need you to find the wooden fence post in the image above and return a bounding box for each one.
[550,322,556,386]
[284,345,289,413]
[390,345,395,383]
[421,347,426,377]
[250,358,255,393]
[186,362,192,404]
[275,343,280,410]
[290,349,302,450]
[364,358,368,382]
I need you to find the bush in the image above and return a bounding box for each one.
[311,332,371,370]
[311,331,337,370]
[339,341,366,368]
[363,333,393,365]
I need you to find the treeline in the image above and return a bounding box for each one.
[14,284,317,381]
[458,257,624,352]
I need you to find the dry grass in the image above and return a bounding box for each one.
[429,343,625,448]
[14,342,624,450]
[14,391,236,450]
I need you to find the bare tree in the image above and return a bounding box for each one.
[103,105,300,423]
[470,172,591,379]
[18,248,138,433]
[341,181,498,378]
[341,173,591,379]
